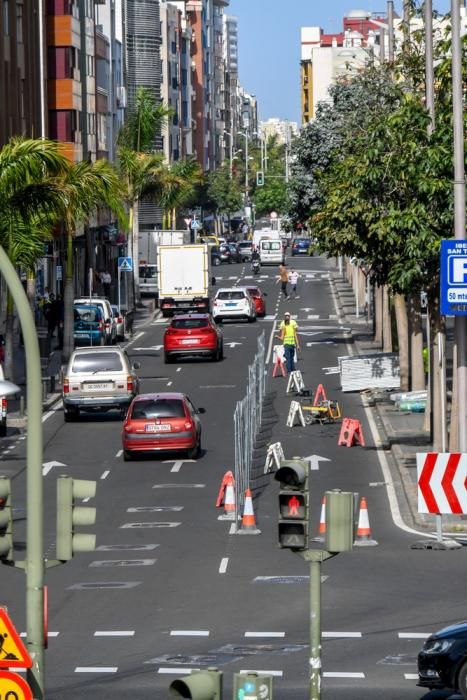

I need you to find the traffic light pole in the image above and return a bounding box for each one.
[302,550,336,700]
[0,247,44,699]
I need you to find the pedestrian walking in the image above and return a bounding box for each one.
[276,264,289,299]
[289,269,300,298]
[276,311,300,373]
[44,293,59,339]
[103,271,112,298]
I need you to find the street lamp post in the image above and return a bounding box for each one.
[0,247,44,698]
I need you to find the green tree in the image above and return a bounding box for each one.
[0,138,69,379]
[207,164,243,231]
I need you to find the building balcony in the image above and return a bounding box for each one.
[48,78,82,110]
[47,14,81,50]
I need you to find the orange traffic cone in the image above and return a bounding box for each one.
[238,489,261,535]
[217,471,236,521]
[354,497,378,546]
[312,496,326,542]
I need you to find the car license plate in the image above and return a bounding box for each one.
[83,382,112,391]
[145,423,171,432]
[226,302,237,307]
[181,338,199,344]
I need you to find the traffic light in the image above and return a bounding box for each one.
[0,477,13,561]
[325,490,354,553]
[233,672,273,699]
[274,458,309,550]
[169,668,222,699]
[56,476,97,561]
[256,171,264,186]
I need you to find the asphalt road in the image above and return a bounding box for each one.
[1,253,466,700]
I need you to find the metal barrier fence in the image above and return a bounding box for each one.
[234,332,266,520]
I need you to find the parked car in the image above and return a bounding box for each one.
[211,246,222,267]
[291,237,310,256]
[111,305,125,341]
[218,243,232,263]
[122,392,205,461]
[74,297,116,345]
[418,620,467,698]
[0,363,8,437]
[227,243,241,263]
[73,305,106,347]
[62,346,140,421]
[212,287,256,324]
[163,314,223,363]
[237,241,253,262]
[245,286,267,317]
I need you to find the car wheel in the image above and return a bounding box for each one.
[64,407,78,422]
[187,437,201,460]
[218,343,224,360]
[164,352,173,364]
[0,420,6,438]
[123,450,133,462]
[457,661,467,700]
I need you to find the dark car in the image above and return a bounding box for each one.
[219,243,232,263]
[417,620,467,698]
[227,243,241,263]
[211,246,222,266]
[291,237,311,256]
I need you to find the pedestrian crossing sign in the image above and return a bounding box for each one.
[118,256,133,272]
[0,609,32,668]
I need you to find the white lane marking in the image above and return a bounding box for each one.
[125,331,144,348]
[166,459,194,472]
[153,483,205,489]
[158,668,194,675]
[219,557,228,574]
[240,670,283,677]
[75,667,118,673]
[6,446,14,451]
[116,449,123,458]
[323,672,365,679]
[21,631,59,637]
[404,674,419,680]
[245,632,285,638]
[322,632,362,638]
[307,315,320,320]
[82,497,90,502]
[100,470,110,480]
[398,632,431,639]
[42,398,62,423]
[229,522,237,534]
[167,381,173,387]
[94,631,135,637]
[18,436,26,440]
[329,275,432,540]
[176,367,182,372]
[170,630,210,637]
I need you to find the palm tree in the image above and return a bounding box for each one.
[160,158,203,230]
[56,159,126,360]
[0,138,69,378]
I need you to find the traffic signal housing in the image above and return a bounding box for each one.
[0,477,13,561]
[169,668,222,699]
[56,476,97,561]
[233,672,273,700]
[275,458,309,550]
[325,489,354,552]
[256,171,264,186]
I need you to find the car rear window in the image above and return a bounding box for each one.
[217,291,245,300]
[171,319,209,329]
[294,239,308,244]
[71,352,124,373]
[238,242,252,249]
[139,265,157,280]
[74,307,102,322]
[131,398,185,419]
[261,241,281,251]
[247,288,260,298]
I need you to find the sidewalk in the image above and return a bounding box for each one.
[331,268,466,534]
[4,298,157,433]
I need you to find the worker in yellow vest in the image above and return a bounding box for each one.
[276,311,300,373]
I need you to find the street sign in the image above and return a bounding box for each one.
[440,239,467,315]
[190,220,200,230]
[0,609,32,668]
[118,256,133,272]
[417,453,467,514]
[0,671,32,700]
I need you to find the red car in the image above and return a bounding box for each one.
[163,314,223,363]
[246,286,267,317]
[122,392,204,461]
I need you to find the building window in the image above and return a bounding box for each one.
[16,3,22,42]
[49,110,77,142]
[3,0,9,35]
[47,0,73,15]
[48,47,75,79]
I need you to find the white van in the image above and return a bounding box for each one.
[259,238,284,265]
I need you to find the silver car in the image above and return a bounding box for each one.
[62,346,140,421]
[111,305,125,341]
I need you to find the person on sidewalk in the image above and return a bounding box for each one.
[276,264,289,299]
[103,271,112,299]
[276,311,300,373]
[289,269,300,298]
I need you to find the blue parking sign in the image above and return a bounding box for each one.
[440,239,467,316]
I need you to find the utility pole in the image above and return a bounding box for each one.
[451,0,467,450]
[379,25,385,62]
[387,1,394,62]
[285,122,290,183]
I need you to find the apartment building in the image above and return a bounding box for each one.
[260,118,298,146]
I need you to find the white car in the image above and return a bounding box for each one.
[212,287,256,324]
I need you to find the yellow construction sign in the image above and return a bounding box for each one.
[0,609,32,669]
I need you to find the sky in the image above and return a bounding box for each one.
[229,0,451,124]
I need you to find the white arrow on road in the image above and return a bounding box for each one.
[163,460,196,473]
[134,345,163,351]
[226,342,243,348]
[305,455,331,471]
[306,341,335,347]
[42,461,67,476]
[300,308,314,312]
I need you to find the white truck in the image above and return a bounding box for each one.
[157,244,212,317]
[138,230,190,297]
